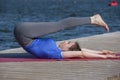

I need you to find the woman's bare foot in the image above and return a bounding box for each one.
[91,14,109,32]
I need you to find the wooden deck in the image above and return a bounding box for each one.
[0,32,120,80]
[0,60,120,80]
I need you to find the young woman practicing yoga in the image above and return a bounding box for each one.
[14,14,118,59]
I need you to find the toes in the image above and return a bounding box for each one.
[104,25,109,32]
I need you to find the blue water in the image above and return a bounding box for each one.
[0,0,120,50]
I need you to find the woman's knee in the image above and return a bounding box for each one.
[14,23,24,32]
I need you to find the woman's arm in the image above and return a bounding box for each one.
[61,51,84,59]
[61,48,118,59]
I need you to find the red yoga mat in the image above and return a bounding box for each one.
[0,56,120,62]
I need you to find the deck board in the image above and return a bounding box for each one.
[0,61,120,80]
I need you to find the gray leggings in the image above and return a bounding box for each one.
[14,17,91,47]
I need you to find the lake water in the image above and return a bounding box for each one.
[0,0,120,50]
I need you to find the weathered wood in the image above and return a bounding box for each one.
[0,61,120,80]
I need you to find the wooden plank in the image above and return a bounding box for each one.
[0,61,120,80]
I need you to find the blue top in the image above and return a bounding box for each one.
[24,38,63,59]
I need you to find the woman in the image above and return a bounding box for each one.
[14,14,118,59]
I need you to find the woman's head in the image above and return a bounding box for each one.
[58,41,81,51]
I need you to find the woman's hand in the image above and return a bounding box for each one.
[82,48,119,58]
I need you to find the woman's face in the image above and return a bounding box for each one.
[58,41,76,51]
